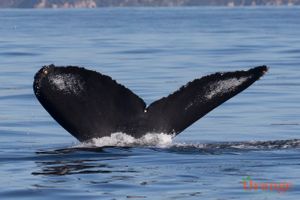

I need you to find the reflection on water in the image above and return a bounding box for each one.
[33,147,134,175]
[32,139,300,177]
[33,160,134,176]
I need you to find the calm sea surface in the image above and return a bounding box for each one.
[0,7,300,199]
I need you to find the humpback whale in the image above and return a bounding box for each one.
[33,65,268,142]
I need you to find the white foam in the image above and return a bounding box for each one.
[76,132,173,148]
[205,77,248,99]
[49,74,83,94]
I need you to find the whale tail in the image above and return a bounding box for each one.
[33,65,268,142]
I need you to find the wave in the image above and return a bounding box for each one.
[170,139,300,152]
[33,134,300,176]
[36,133,300,156]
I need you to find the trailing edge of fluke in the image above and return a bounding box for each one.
[33,65,268,142]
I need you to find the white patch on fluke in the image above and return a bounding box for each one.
[205,77,248,99]
[49,74,83,94]
[76,132,173,148]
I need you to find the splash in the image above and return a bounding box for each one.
[74,133,300,150]
[36,138,300,156]
[76,132,173,148]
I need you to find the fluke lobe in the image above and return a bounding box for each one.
[33,65,268,142]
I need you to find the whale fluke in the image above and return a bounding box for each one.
[33,65,268,142]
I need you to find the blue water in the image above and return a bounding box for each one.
[0,7,300,199]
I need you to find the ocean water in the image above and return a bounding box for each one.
[0,7,300,199]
